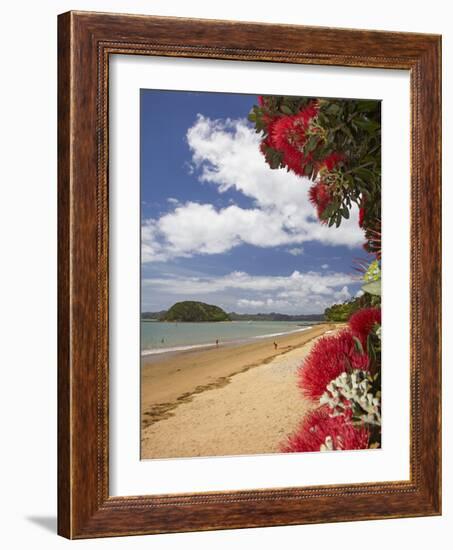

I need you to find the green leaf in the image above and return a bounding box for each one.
[317,112,328,126]
[362,280,381,296]
[352,336,365,355]
[305,136,319,153]
[356,100,379,113]
[367,334,376,362]
[354,167,375,183]
[303,162,313,177]
[280,105,293,115]
[341,207,350,219]
[326,103,341,115]
[322,202,336,218]
[355,118,380,133]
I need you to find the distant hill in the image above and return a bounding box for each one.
[141,310,167,321]
[160,301,231,322]
[228,312,325,322]
[142,308,324,322]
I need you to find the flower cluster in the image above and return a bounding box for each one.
[283,303,381,453]
[308,181,332,222]
[364,260,381,282]
[348,307,381,349]
[249,95,382,256]
[260,102,322,176]
[319,370,381,426]
[260,106,346,223]
[299,330,369,400]
[281,407,370,453]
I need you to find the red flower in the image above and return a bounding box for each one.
[281,407,370,453]
[262,118,279,151]
[359,207,365,228]
[283,148,306,175]
[270,104,319,174]
[322,152,344,171]
[299,330,369,400]
[309,181,332,222]
[258,95,265,106]
[271,115,300,151]
[348,307,381,347]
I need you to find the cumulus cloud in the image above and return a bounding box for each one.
[143,270,356,314]
[237,298,266,309]
[142,115,364,262]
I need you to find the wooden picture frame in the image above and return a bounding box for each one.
[58,10,441,539]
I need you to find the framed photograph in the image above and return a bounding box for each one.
[58,11,441,538]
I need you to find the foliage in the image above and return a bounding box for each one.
[249,95,381,254]
[324,294,371,322]
[161,301,230,322]
[361,259,381,296]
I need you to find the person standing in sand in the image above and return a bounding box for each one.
[216,338,219,347]
[273,341,278,350]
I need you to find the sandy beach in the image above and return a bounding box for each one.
[141,323,338,459]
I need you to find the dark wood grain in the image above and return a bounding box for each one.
[57,11,442,539]
[57,11,71,538]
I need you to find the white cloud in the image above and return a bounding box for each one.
[142,115,364,262]
[143,270,356,314]
[321,263,329,269]
[237,299,266,309]
[287,247,304,256]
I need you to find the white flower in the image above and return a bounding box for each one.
[320,369,381,426]
[320,435,334,452]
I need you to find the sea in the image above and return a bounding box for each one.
[141,320,320,356]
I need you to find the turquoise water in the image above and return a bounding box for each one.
[141,320,318,355]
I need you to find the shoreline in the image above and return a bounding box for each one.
[141,323,341,459]
[141,321,322,357]
[141,323,340,454]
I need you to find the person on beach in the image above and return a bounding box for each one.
[216,338,219,347]
[273,341,278,350]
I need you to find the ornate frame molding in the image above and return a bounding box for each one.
[58,11,441,538]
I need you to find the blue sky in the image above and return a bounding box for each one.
[140,89,369,314]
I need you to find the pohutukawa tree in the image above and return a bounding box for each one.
[248,95,381,257]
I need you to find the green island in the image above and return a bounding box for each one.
[160,301,231,322]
